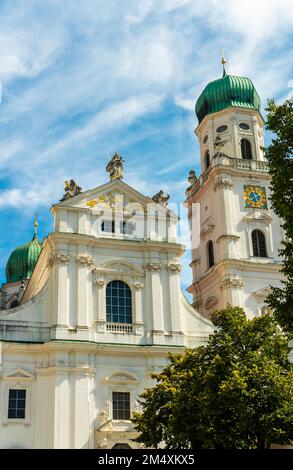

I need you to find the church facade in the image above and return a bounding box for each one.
[0,65,284,449]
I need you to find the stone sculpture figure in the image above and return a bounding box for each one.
[188,170,197,186]
[106,152,124,180]
[152,190,170,207]
[214,136,228,156]
[60,179,82,201]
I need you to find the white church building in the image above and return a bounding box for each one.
[0,65,284,449]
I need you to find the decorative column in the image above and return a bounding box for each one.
[93,276,106,333]
[133,281,144,335]
[166,263,183,336]
[144,263,164,337]
[47,253,70,327]
[52,366,71,448]
[252,115,261,160]
[231,113,239,158]
[72,364,96,449]
[33,368,50,448]
[220,277,244,308]
[76,255,95,327]
[213,177,235,259]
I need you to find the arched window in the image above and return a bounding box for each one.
[251,229,267,257]
[106,280,132,324]
[241,138,252,160]
[204,150,210,170]
[207,241,214,269]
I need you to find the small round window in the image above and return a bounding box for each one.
[203,135,208,144]
[216,125,228,133]
[239,122,250,130]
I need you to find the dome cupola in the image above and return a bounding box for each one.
[195,57,261,124]
[5,219,42,283]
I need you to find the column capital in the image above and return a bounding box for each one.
[144,263,161,272]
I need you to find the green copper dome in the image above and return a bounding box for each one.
[195,73,261,124]
[6,225,42,283]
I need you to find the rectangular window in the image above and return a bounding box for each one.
[101,220,115,233]
[112,391,130,420]
[120,221,134,235]
[8,389,26,419]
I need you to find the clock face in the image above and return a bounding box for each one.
[244,185,267,209]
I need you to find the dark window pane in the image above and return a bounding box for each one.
[112,392,131,420]
[207,241,215,269]
[204,151,210,170]
[16,409,25,419]
[8,409,16,419]
[8,389,26,420]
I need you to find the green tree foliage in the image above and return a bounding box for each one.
[133,306,293,449]
[265,99,293,332]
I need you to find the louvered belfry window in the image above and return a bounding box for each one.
[241,138,252,160]
[251,229,267,257]
[207,240,215,268]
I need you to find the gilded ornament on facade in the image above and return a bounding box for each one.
[86,192,138,213]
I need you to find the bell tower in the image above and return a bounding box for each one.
[185,57,284,319]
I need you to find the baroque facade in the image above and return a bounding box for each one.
[0,65,283,449]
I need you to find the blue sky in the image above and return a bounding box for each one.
[0,0,292,292]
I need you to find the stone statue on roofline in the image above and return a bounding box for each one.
[60,179,82,201]
[152,190,170,207]
[106,152,124,180]
[188,170,197,186]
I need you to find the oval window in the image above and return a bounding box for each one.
[203,135,208,144]
[216,125,228,133]
[239,122,250,130]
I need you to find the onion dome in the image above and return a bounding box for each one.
[5,219,42,283]
[195,57,261,124]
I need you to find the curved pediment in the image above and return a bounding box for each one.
[243,210,272,224]
[94,260,144,276]
[103,371,139,384]
[252,287,272,300]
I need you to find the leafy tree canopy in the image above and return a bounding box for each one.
[265,99,293,332]
[133,306,293,449]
